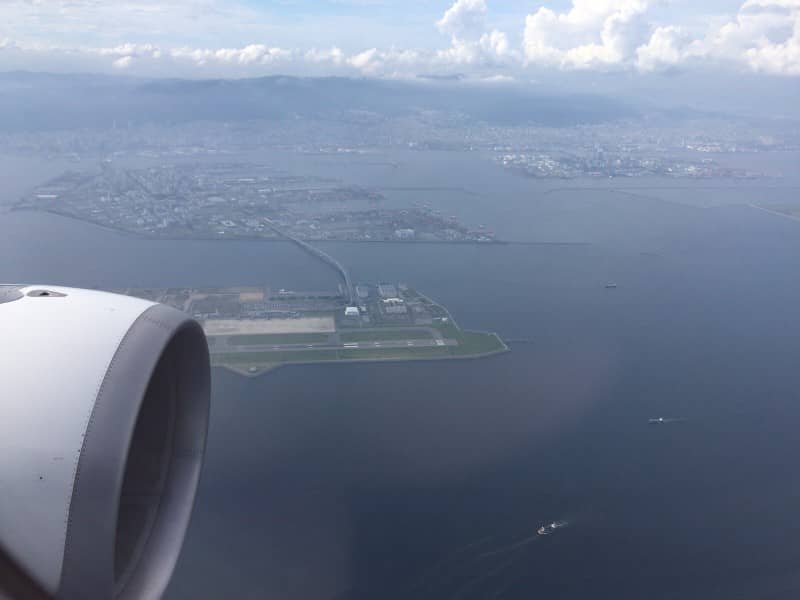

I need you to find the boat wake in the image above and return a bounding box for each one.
[537,520,569,536]
[407,519,571,600]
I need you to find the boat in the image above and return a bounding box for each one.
[648,417,685,425]
[537,520,568,536]
[605,283,618,289]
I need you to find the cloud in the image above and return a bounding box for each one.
[0,0,799,78]
[346,47,423,76]
[0,0,517,79]
[305,46,345,66]
[480,30,510,58]
[434,0,516,68]
[711,0,800,75]
[523,0,656,70]
[436,0,488,38]
[636,25,704,72]
[217,45,288,65]
[162,44,290,68]
[434,30,514,66]
[112,55,134,69]
[521,0,800,75]
[1,0,265,47]
[347,48,378,70]
[88,43,162,69]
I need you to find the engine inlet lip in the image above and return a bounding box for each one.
[55,304,210,600]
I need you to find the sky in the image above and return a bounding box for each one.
[0,0,798,80]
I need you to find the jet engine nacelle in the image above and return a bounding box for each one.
[0,285,210,599]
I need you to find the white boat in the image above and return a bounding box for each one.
[537,520,568,536]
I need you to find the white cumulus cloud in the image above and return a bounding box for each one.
[521,0,799,75]
[711,0,800,75]
[169,44,291,66]
[111,56,133,69]
[523,0,656,70]
[305,47,345,66]
[436,0,488,38]
[434,0,517,68]
[636,25,704,72]
[93,43,162,68]
[346,47,423,76]
[0,0,799,78]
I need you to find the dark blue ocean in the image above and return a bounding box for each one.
[2,150,800,599]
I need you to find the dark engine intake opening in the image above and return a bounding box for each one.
[112,321,209,599]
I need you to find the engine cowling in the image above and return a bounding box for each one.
[0,285,210,599]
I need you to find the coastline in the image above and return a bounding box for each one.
[208,288,509,378]
[8,207,588,245]
[748,203,800,223]
[215,337,510,378]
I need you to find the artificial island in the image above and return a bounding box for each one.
[17,163,497,243]
[113,196,505,376]
[21,161,507,376]
[117,282,507,376]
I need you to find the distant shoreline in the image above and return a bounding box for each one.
[9,207,589,246]
[748,204,800,223]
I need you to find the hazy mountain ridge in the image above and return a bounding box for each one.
[0,72,637,132]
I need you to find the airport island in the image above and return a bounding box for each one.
[22,159,508,376]
[117,283,508,376]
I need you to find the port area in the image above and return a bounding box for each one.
[116,283,508,376]
[17,164,497,243]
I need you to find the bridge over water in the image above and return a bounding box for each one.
[267,221,354,305]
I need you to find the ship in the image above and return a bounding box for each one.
[537,520,568,536]
[605,283,618,289]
